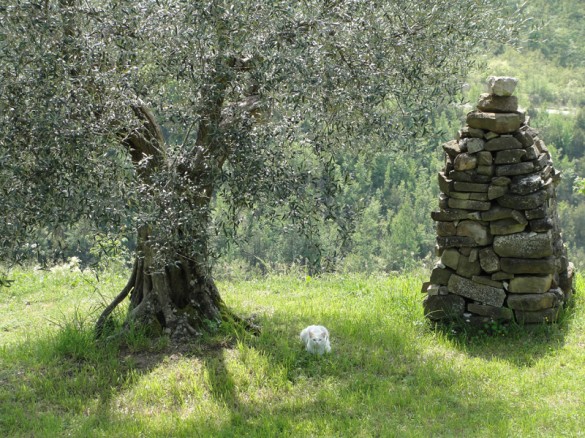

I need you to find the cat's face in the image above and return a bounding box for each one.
[309,332,326,344]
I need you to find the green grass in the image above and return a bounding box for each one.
[1,266,585,437]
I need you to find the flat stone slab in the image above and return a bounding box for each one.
[448,198,491,211]
[493,232,553,259]
[454,153,478,171]
[495,161,535,177]
[448,274,506,307]
[515,307,560,324]
[500,257,556,274]
[496,189,548,210]
[490,218,527,235]
[467,111,522,134]
[508,275,553,293]
[468,302,514,320]
[485,135,523,151]
[510,174,543,195]
[487,184,508,200]
[431,209,472,222]
[495,149,526,164]
[507,293,557,311]
[477,93,519,112]
[437,236,481,248]
[453,181,490,193]
[423,294,466,321]
[461,138,486,154]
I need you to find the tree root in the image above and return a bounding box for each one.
[95,259,138,339]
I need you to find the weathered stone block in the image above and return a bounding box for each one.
[457,220,492,246]
[495,149,526,164]
[441,248,460,271]
[459,126,486,139]
[448,274,506,307]
[479,248,500,273]
[453,181,490,193]
[477,93,519,112]
[493,232,553,259]
[468,303,514,320]
[525,206,546,221]
[442,140,461,159]
[515,307,560,324]
[423,294,466,321]
[500,257,555,274]
[467,111,522,134]
[495,161,535,177]
[454,153,478,171]
[514,130,535,148]
[524,145,539,160]
[481,206,526,223]
[490,218,527,235]
[449,191,471,200]
[507,293,557,311]
[492,271,514,280]
[491,176,512,186]
[472,276,503,288]
[431,209,471,222]
[438,172,452,195]
[477,151,493,165]
[436,221,457,236]
[456,256,482,278]
[448,198,491,211]
[430,266,454,285]
[509,174,543,195]
[462,138,485,154]
[449,191,471,199]
[436,236,480,248]
[496,189,548,210]
[469,193,489,201]
[448,170,492,183]
[530,218,554,232]
[534,153,551,171]
[487,76,518,96]
[477,165,495,176]
[485,135,523,151]
[487,184,508,200]
[508,274,553,293]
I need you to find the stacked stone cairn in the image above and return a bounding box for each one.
[423,76,575,325]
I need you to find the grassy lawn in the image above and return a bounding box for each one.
[1,266,584,437]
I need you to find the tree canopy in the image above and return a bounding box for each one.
[1,0,523,336]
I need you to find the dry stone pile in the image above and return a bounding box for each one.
[423,76,575,325]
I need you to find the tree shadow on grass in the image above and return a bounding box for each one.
[0,302,579,437]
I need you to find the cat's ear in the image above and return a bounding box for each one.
[308,329,315,338]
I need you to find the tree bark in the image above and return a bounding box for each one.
[126,227,224,339]
[96,104,227,340]
[96,56,260,340]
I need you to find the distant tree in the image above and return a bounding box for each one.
[0,0,522,340]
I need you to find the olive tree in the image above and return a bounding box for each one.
[0,0,521,339]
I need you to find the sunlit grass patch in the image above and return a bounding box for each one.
[1,268,585,436]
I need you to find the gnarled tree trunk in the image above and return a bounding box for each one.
[96,103,229,340]
[125,227,224,339]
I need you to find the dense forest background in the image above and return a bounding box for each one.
[36,0,585,276]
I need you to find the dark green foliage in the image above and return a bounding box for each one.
[1,0,522,274]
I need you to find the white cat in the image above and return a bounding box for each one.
[300,325,331,355]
